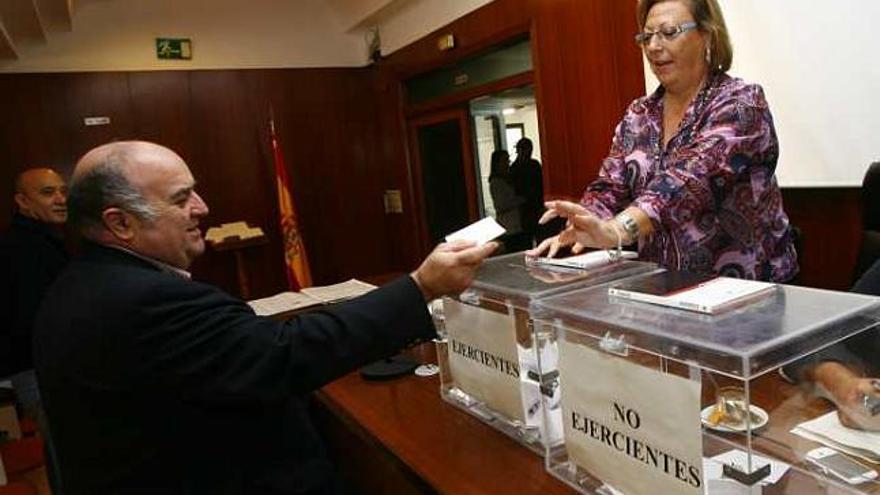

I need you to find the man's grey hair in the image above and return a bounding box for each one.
[68,150,158,235]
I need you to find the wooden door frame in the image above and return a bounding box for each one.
[407,107,479,255]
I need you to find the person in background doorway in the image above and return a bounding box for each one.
[489,149,528,252]
[509,138,544,248]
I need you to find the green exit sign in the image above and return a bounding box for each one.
[156,38,192,60]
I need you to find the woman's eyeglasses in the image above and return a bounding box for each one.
[634,22,698,45]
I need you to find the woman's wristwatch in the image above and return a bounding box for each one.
[614,211,640,244]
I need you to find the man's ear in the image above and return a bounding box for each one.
[14,192,29,213]
[102,207,136,241]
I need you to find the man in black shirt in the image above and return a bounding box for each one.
[1,168,69,407]
[509,138,544,248]
[1,167,69,492]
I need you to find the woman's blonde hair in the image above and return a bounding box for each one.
[637,0,733,72]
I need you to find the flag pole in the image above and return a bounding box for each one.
[269,107,313,290]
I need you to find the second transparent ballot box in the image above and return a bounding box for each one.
[531,275,880,494]
[431,251,655,454]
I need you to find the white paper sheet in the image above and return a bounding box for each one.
[792,411,880,463]
[445,217,505,246]
[247,292,322,316]
[300,279,377,303]
[532,250,637,270]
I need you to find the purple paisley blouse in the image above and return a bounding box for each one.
[581,73,798,282]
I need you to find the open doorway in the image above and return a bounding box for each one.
[407,109,479,250]
[470,85,543,252]
[402,39,541,256]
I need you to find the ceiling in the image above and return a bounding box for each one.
[0,0,404,62]
[0,0,494,71]
[470,85,536,115]
[0,0,74,59]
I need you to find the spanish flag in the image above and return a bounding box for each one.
[270,118,312,290]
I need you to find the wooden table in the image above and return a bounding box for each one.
[313,344,573,495]
[313,344,879,494]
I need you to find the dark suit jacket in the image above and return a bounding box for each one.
[510,157,543,236]
[0,213,68,377]
[33,244,435,494]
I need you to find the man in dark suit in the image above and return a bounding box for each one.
[509,138,544,248]
[1,167,69,494]
[33,141,496,494]
[1,168,68,391]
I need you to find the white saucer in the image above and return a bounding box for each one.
[414,364,439,377]
[701,404,769,432]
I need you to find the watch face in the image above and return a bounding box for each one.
[616,213,639,238]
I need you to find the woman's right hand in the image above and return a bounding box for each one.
[526,234,584,259]
[525,201,588,258]
[527,200,622,257]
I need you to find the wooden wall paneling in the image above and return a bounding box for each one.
[255,68,391,285]
[257,69,327,287]
[782,188,861,290]
[333,69,397,280]
[0,74,76,228]
[64,72,136,158]
[293,71,364,283]
[235,68,397,290]
[532,0,642,197]
[127,71,194,164]
[608,0,648,114]
[0,77,23,228]
[371,67,424,272]
[187,70,283,296]
[529,0,572,198]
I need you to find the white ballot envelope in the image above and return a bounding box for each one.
[445,217,505,246]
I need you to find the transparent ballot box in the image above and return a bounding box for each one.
[532,275,880,494]
[432,251,655,454]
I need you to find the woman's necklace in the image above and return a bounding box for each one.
[652,73,717,165]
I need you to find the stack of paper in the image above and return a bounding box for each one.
[531,250,637,270]
[248,279,377,316]
[791,411,880,463]
[301,279,377,304]
[248,292,323,316]
[608,272,776,314]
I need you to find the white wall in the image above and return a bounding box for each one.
[643,0,880,187]
[325,0,398,31]
[0,0,496,73]
[506,105,542,163]
[0,0,367,72]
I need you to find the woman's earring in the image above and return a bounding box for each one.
[705,45,711,64]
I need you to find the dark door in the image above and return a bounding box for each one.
[408,110,478,252]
